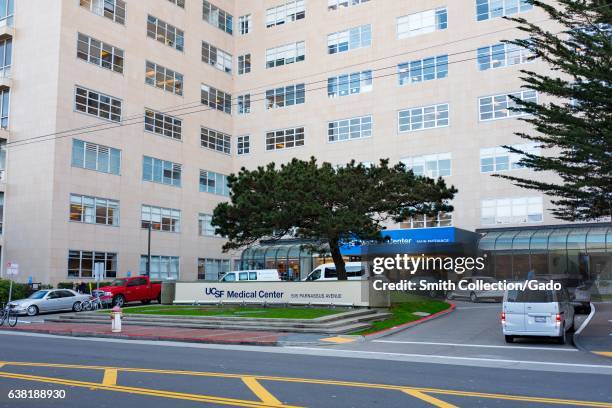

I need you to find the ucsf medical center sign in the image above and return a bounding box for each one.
[173,281,390,307]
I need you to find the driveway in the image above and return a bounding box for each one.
[325,301,612,366]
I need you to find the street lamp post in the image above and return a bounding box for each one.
[146,222,152,277]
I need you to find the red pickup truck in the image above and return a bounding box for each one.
[97,276,162,307]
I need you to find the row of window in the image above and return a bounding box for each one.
[71,139,230,196]
[70,193,221,237]
[78,0,532,40]
[69,251,232,281]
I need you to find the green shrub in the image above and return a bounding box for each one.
[57,281,112,292]
[0,280,30,305]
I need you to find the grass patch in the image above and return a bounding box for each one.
[351,293,450,336]
[117,305,344,319]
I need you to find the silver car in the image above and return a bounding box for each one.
[8,289,91,316]
[447,276,504,302]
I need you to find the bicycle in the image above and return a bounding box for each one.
[0,303,18,327]
[81,294,104,312]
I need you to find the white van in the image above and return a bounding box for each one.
[502,280,574,344]
[219,269,281,282]
[303,262,366,281]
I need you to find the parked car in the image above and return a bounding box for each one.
[502,280,574,344]
[447,276,503,302]
[407,275,447,298]
[303,262,366,281]
[220,269,281,282]
[8,289,91,316]
[97,276,162,307]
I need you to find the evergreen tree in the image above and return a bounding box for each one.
[212,158,456,280]
[496,0,611,220]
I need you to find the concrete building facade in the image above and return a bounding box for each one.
[0,0,604,285]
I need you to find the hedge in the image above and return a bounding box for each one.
[0,280,31,305]
[57,282,112,292]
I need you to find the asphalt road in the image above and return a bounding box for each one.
[0,328,610,408]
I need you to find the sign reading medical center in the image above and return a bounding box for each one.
[173,281,389,307]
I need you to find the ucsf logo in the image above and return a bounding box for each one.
[205,287,225,298]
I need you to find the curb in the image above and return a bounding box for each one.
[0,327,279,347]
[572,302,599,355]
[363,302,456,340]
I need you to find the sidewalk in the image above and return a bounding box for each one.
[0,322,349,346]
[574,302,612,358]
[0,322,283,345]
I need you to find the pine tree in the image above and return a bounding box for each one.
[495,0,612,221]
[212,158,456,280]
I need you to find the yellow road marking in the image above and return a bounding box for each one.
[321,337,356,344]
[102,369,117,386]
[0,371,300,408]
[0,361,610,407]
[593,351,612,358]
[403,389,457,408]
[242,377,282,406]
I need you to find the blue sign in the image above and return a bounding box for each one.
[340,227,456,256]
[127,270,132,277]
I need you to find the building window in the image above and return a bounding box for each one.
[197,258,230,280]
[401,153,452,178]
[477,42,531,71]
[147,15,185,51]
[201,127,231,154]
[266,0,305,28]
[79,0,125,25]
[479,90,537,121]
[198,214,218,236]
[398,103,449,132]
[400,212,453,229]
[481,197,543,225]
[77,33,124,74]
[201,84,232,114]
[140,255,179,280]
[145,61,183,96]
[0,89,8,129]
[328,115,372,142]
[398,55,448,85]
[266,41,305,68]
[0,38,12,77]
[144,109,182,141]
[199,170,230,196]
[0,192,4,234]
[75,86,122,122]
[266,127,305,151]
[239,14,251,34]
[71,139,121,175]
[142,156,182,187]
[202,0,233,34]
[328,70,372,97]
[237,135,250,155]
[0,140,6,181]
[168,0,185,8]
[68,250,117,278]
[237,94,251,114]
[397,8,447,39]
[238,54,251,75]
[480,143,540,173]
[328,0,369,11]
[265,84,305,109]
[141,205,181,232]
[327,24,371,54]
[70,194,119,226]
[476,0,533,21]
[201,41,232,74]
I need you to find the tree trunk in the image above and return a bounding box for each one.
[329,240,347,280]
